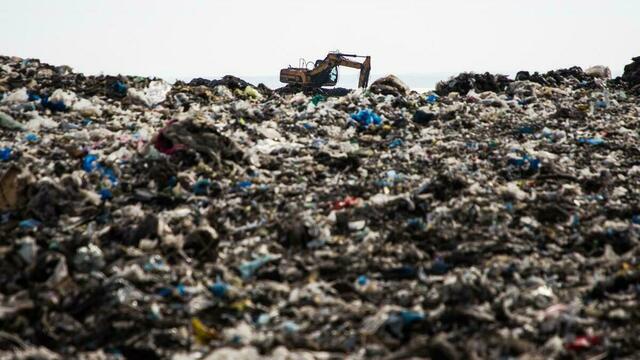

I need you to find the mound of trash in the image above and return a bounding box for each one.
[1,54,640,359]
[622,56,640,94]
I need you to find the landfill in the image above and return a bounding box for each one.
[1,54,640,359]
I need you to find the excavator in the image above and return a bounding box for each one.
[279,52,371,91]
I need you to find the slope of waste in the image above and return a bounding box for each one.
[1,55,640,359]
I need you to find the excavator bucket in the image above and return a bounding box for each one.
[358,56,371,88]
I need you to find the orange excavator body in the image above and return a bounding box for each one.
[280,52,371,89]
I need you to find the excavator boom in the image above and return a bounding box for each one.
[280,52,371,89]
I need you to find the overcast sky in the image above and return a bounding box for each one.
[1,0,639,87]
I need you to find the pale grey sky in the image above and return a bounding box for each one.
[1,0,639,88]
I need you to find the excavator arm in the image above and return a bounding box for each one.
[308,53,371,88]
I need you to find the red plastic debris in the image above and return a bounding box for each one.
[332,196,359,210]
[565,335,601,351]
[154,121,187,155]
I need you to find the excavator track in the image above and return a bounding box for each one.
[275,84,351,97]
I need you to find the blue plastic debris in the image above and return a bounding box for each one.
[426,94,439,104]
[632,215,640,225]
[25,133,39,143]
[407,218,426,231]
[0,147,12,161]
[19,219,41,229]
[99,188,113,200]
[41,97,67,112]
[144,256,169,272]
[466,142,479,151]
[377,170,405,187]
[101,167,118,185]
[157,287,173,297]
[82,154,99,172]
[508,155,540,172]
[82,118,93,126]
[595,100,607,109]
[157,284,187,297]
[311,138,326,149]
[192,179,211,195]
[572,214,580,227]
[385,310,425,339]
[528,159,541,171]
[578,137,605,146]
[356,275,368,286]
[504,202,514,212]
[350,109,382,127]
[176,283,186,297]
[387,170,401,180]
[82,154,119,185]
[237,180,253,189]
[388,139,403,149]
[518,126,535,134]
[400,310,425,324]
[431,257,449,274]
[113,81,128,95]
[209,281,229,298]
[27,92,41,102]
[238,255,275,279]
[281,321,300,333]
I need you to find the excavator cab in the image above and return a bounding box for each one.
[280,52,370,90]
[312,59,339,86]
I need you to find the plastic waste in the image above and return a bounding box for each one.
[585,65,611,79]
[192,317,217,343]
[350,109,382,127]
[82,154,118,185]
[311,94,326,105]
[209,280,229,298]
[47,88,77,109]
[426,94,439,103]
[370,74,410,96]
[565,335,601,351]
[113,80,128,95]
[238,255,276,279]
[19,219,41,229]
[72,98,102,117]
[24,133,39,143]
[1,88,29,104]
[507,155,540,172]
[412,107,437,124]
[192,179,212,195]
[384,310,425,339]
[73,244,105,272]
[332,196,359,210]
[0,111,25,130]
[0,147,12,161]
[388,138,403,148]
[578,137,605,145]
[243,86,262,100]
[127,80,172,107]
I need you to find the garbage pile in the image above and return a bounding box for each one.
[622,56,640,94]
[1,54,640,359]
